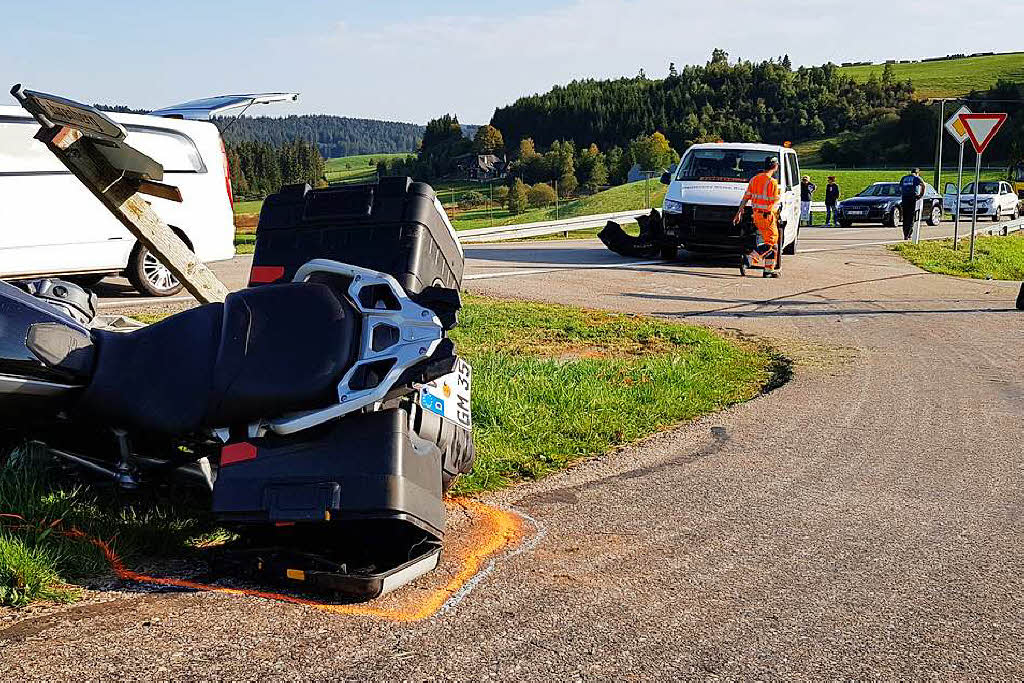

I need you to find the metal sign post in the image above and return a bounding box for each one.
[958,112,1009,262]
[953,142,965,249]
[944,106,971,250]
[969,151,982,260]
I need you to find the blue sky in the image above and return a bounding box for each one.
[1,0,1022,124]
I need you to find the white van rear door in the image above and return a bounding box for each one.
[149,93,298,120]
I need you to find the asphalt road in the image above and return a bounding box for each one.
[6,222,1024,679]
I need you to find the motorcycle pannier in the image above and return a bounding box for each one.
[249,177,464,294]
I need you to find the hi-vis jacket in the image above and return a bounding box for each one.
[746,172,781,212]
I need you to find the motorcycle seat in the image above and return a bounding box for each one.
[78,283,358,435]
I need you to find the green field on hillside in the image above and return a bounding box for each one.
[839,53,1024,99]
[449,179,667,232]
[324,153,408,184]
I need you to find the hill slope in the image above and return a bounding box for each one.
[839,53,1024,98]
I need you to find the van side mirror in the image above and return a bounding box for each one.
[660,171,672,185]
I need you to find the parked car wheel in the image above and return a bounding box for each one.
[660,245,678,260]
[839,220,853,228]
[927,204,942,226]
[992,207,1001,222]
[889,206,901,228]
[126,244,184,297]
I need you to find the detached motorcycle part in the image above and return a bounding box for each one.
[213,520,442,601]
[18,278,97,326]
[598,209,666,258]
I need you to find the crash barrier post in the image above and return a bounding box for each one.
[10,85,230,304]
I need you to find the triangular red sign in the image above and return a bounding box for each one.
[958,113,1008,154]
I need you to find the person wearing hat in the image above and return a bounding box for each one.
[800,174,816,226]
[824,175,841,227]
[899,167,925,240]
[733,156,782,277]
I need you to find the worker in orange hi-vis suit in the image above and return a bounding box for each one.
[733,156,782,278]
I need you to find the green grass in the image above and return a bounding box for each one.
[232,199,264,216]
[449,296,779,492]
[235,232,256,254]
[839,53,1024,99]
[324,153,408,185]
[450,179,667,231]
[1,297,777,604]
[891,233,1024,280]
[0,534,76,608]
[0,445,230,607]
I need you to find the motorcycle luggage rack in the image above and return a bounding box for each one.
[266,259,444,436]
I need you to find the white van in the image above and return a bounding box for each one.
[0,93,295,296]
[660,142,801,256]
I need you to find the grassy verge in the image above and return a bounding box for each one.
[1,296,777,605]
[0,446,229,607]
[325,153,408,185]
[235,233,255,254]
[890,233,1024,280]
[449,296,779,492]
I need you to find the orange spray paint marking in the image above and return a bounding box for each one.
[60,499,526,622]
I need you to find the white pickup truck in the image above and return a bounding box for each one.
[0,93,295,296]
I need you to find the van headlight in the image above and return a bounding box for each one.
[663,199,684,214]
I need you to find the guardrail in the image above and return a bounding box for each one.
[457,205,1024,244]
[458,210,645,244]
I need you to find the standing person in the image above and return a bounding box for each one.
[824,175,841,226]
[800,175,816,226]
[899,167,925,240]
[733,157,782,278]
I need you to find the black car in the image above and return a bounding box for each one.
[836,182,943,228]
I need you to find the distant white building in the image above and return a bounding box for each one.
[628,162,677,184]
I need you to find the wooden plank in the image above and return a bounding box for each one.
[38,125,230,304]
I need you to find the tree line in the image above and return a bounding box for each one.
[221,114,425,158]
[490,50,914,154]
[820,79,1024,167]
[226,139,326,199]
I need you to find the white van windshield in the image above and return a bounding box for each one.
[677,149,776,183]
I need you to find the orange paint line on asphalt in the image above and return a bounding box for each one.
[64,498,526,623]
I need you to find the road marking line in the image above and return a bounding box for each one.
[439,508,547,615]
[465,259,663,281]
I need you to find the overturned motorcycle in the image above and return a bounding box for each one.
[0,177,474,599]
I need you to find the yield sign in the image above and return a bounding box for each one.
[958,113,1008,154]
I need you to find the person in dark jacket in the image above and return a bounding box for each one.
[800,175,816,226]
[899,168,925,240]
[824,175,841,226]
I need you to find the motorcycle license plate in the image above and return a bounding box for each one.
[419,357,472,430]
